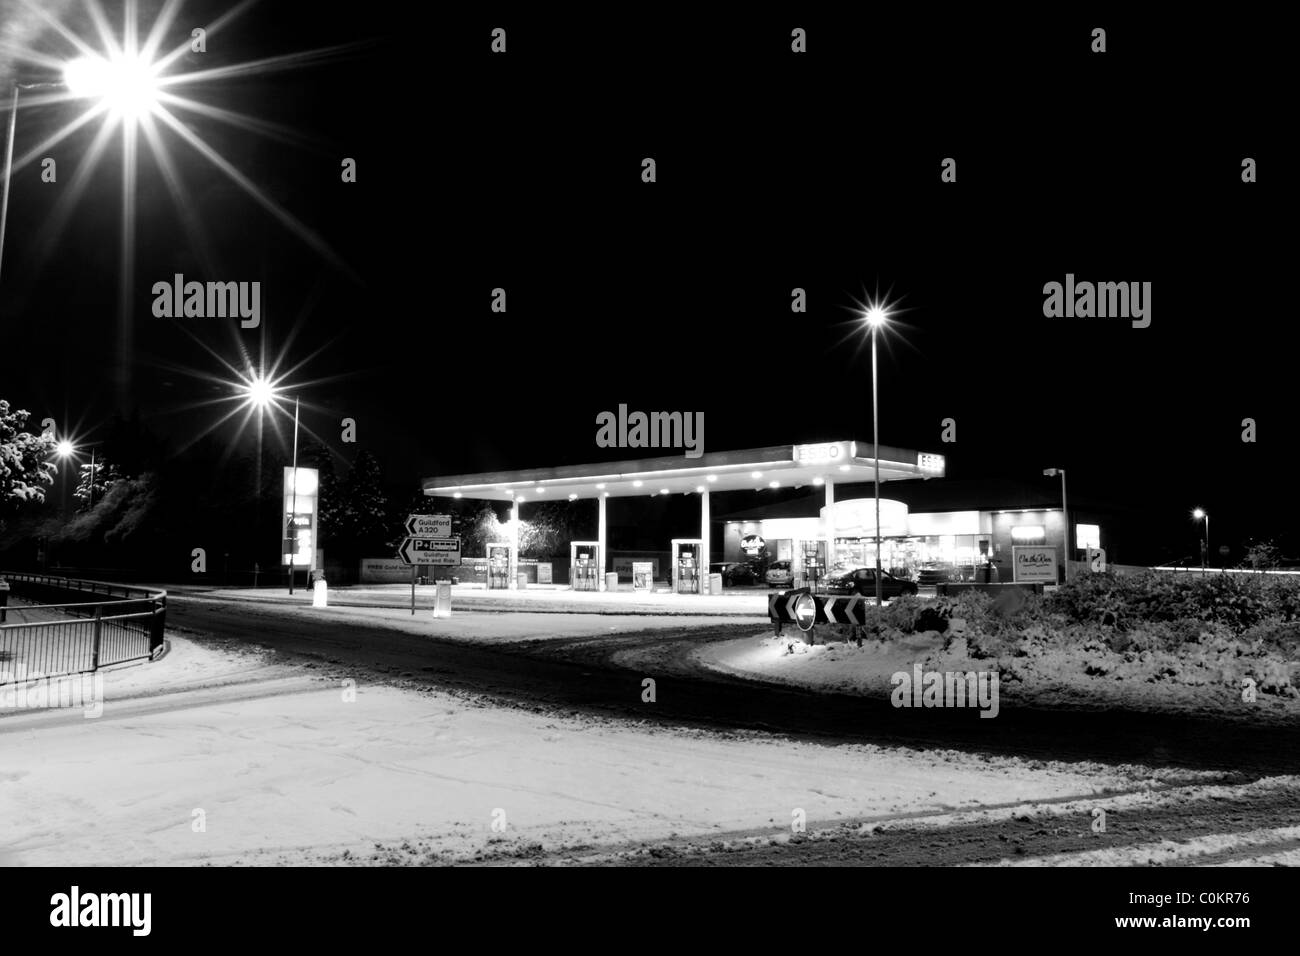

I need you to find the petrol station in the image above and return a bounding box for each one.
[421,441,946,593]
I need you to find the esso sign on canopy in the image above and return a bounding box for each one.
[794,442,851,465]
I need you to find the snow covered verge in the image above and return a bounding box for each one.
[699,575,1300,720]
[696,622,1300,720]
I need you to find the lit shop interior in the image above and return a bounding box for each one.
[723,484,1101,584]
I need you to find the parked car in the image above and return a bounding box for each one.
[824,566,919,598]
[917,564,953,586]
[764,559,794,588]
[710,561,761,586]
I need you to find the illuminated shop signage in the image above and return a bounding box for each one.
[821,498,909,538]
[793,441,851,465]
[1012,546,1058,583]
[918,453,945,474]
[282,467,319,568]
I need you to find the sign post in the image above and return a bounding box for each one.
[398,514,459,615]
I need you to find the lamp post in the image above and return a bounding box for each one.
[243,376,303,595]
[54,438,75,513]
[0,81,63,288]
[2,54,162,288]
[865,306,889,627]
[1043,468,1069,582]
[288,394,300,594]
[1193,508,1209,575]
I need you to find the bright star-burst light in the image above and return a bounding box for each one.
[243,374,278,410]
[8,0,365,276]
[833,286,915,359]
[63,50,160,120]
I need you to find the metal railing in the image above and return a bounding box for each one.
[0,573,166,686]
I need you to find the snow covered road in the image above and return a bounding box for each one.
[0,635,1172,866]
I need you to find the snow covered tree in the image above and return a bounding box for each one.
[72,456,124,512]
[336,450,389,552]
[299,443,342,545]
[0,400,57,514]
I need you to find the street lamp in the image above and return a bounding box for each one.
[55,440,105,511]
[1043,468,1069,582]
[865,304,888,625]
[1,54,162,287]
[1193,508,1209,575]
[63,54,161,121]
[243,375,303,595]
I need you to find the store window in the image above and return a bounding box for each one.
[1077,524,1101,550]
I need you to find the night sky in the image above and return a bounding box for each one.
[0,4,1291,562]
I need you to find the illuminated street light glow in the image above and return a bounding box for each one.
[865,305,889,327]
[243,375,279,410]
[56,439,75,458]
[1192,507,1205,520]
[63,53,162,121]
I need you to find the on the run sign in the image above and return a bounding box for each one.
[1012,546,1058,583]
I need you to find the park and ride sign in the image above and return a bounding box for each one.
[398,514,461,566]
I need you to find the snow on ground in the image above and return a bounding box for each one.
[177,594,764,646]
[0,634,1152,866]
[696,631,1300,721]
[198,584,771,616]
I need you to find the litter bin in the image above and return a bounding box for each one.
[517,571,528,590]
[604,572,619,592]
[312,575,328,608]
[708,572,723,596]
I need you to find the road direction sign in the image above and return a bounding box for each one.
[398,536,461,566]
[405,514,451,538]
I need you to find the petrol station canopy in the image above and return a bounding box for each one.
[423,440,945,503]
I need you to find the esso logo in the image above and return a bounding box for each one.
[795,443,844,464]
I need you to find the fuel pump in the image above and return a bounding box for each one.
[570,541,601,591]
[487,544,511,589]
[804,547,823,593]
[671,539,702,594]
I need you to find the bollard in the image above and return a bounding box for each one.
[432,580,452,618]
